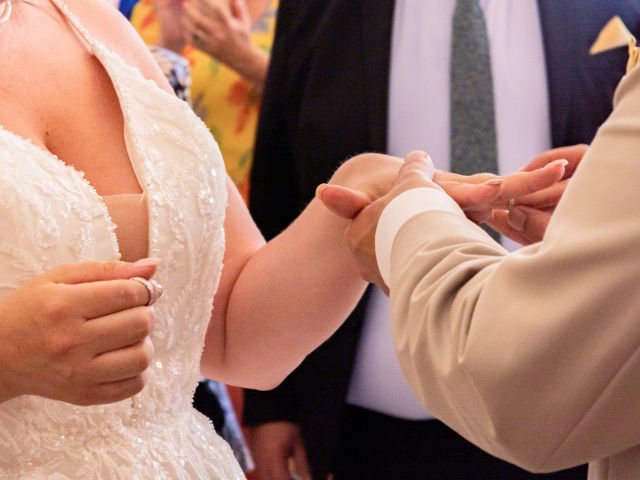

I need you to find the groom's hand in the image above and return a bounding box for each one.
[318,151,440,292]
[320,146,576,256]
[318,148,571,291]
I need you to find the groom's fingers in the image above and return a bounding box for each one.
[489,206,552,245]
[316,184,373,219]
[392,151,438,193]
[489,210,532,245]
[508,206,552,244]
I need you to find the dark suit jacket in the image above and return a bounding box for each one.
[245,2,640,479]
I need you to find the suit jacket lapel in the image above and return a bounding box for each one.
[360,0,395,152]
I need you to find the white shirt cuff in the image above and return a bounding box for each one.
[375,187,464,287]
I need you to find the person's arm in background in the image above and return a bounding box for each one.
[181,0,271,89]
[152,0,187,53]
[365,68,640,472]
[245,380,311,480]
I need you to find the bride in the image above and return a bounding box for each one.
[0,0,570,478]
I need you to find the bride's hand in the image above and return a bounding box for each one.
[332,153,403,193]
[485,144,588,244]
[434,158,569,225]
[323,153,404,215]
[319,152,568,224]
[0,260,160,406]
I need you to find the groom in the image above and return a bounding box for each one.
[317,79,640,476]
[246,1,640,479]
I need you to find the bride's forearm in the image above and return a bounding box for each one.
[201,155,402,388]
[202,197,366,389]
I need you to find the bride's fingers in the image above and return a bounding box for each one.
[440,180,503,210]
[89,337,154,384]
[434,170,498,185]
[316,184,372,219]
[495,160,567,204]
[520,144,587,177]
[516,180,568,209]
[91,374,148,406]
[435,159,564,208]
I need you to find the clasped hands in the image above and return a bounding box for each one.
[318,145,588,292]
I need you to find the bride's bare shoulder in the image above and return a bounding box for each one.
[59,0,173,93]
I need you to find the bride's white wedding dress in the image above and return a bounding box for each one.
[0,0,245,478]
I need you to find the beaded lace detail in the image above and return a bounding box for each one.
[0,0,241,478]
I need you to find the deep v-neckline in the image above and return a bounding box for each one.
[0,0,154,260]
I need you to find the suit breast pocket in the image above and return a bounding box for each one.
[587,47,629,98]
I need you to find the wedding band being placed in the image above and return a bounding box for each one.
[508,198,516,211]
[0,1,13,27]
[130,277,163,306]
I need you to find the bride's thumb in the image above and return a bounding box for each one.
[316,184,372,219]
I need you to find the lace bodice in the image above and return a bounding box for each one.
[0,1,243,478]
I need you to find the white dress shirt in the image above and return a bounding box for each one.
[346,0,552,419]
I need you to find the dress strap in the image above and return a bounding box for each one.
[47,0,99,52]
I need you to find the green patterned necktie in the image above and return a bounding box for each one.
[450,0,499,240]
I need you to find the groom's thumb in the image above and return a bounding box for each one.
[316,184,373,219]
[387,151,438,196]
[397,151,435,184]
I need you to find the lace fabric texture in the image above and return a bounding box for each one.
[0,1,243,478]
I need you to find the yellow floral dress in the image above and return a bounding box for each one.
[131,0,278,201]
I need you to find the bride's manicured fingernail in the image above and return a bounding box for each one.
[508,206,527,232]
[545,159,569,168]
[484,178,504,186]
[133,257,162,269]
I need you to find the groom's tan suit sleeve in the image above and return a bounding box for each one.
[385,67,640,476]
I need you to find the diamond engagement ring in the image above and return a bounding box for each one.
[0,1,13,27]
[130,277,163,306]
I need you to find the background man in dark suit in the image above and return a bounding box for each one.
[245,1,640,479]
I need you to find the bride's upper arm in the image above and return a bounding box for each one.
[214,178,265,317]
[201,177,265,377]
[213,177,265,318]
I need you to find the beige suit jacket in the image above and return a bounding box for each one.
[386,64,640,479]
